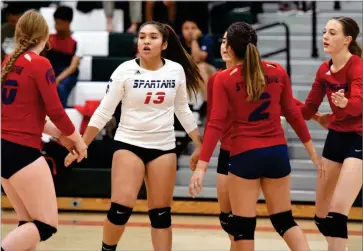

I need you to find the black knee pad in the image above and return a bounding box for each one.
[33,220,57,241]
[148,207,171,229]
[324,212,348,238]
[219,212,235,235]
[107,202,133,226]
[270,210,297,237]
[232,215,256,241]
[18,220,29,227]
[314,215,329,236]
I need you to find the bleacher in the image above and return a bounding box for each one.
[4,2,362,219]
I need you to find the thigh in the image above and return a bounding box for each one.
[261,175,292,215]
[228,173,260,217]
[8,157,58,227]
[1,178,32,221]
[315,157,341,216]
[329,158,362,215]
[145,153,177,209]
[111,150,145,208]
[217,173,231,212]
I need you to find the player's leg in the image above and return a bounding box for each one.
[144,151,177,251]
[216,149,236,251]
[262,145,310,251]
[1,157,58,251]
[102,145,145,251]
[1,179,36,251]
[228,151,261,251]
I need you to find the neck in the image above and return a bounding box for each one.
[29,43,44,55]
[231,58,243,66]
[58,31,71,38]
[140,57,164,71]
[331,48,352,70]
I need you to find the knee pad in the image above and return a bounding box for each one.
[314,215,329,236]
[269,210,297,237]
[219,212,235,235]
[324,212,348,238]
[107,202,133,226]
[18,220,29,227]
[232,215,256,241]
[33,220,57,241]
[148,207,171,229]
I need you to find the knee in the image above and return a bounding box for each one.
[148,207,172,229]
[269,210,297,237]
[107,202,133,226]
[232,215,256,241]
[324,212,348,239]
[33,220,57,241]
[314,215,329,236]
[219,212,235,236]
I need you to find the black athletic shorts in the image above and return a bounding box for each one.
[114,141,176,165]
[217,148,230,175]
[322,129,362,164]
[229,145,291,180]
[1,138,42,179]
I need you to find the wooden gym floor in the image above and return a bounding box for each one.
[1,207,362,250]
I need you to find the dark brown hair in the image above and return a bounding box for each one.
[333,16,362,57]
[1,9,49,83]
[138,21,202,98]
[226,22,265,101]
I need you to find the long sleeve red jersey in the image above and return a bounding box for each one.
[1,51,75,150]
[295,54,362,135]
[199,61,311,162]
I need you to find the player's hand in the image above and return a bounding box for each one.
[64,151,78,167]
[310,153,326,180]
[74,139,88,163]
[57,134,75,151]
[316,112,332,130]
[189,161,207,197]
[189,146,201,171]
[331,89,348,108]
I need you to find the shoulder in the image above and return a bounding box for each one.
[350,54,363,66]
[24,53,52,69]
[209,70,223,82]
[110,59,137,80]
[165,59,183,70]
[262,60,286,75]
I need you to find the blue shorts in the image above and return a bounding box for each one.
[229,145,291,180]
[322,129,362,164]
[217,148,230,175]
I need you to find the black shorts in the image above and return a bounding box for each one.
[1,138,42,179]
[322,129,362,164]
[229,145,291,180]
[114,141,176,165]
[217,148,230,175]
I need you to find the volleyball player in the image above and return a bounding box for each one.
[64,21,203,251]
[1,10,87,251]
[295,17,362,251]
[190,22,324,251]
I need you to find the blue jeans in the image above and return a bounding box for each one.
[57,75,77,108]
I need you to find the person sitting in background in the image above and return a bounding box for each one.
[45,6,82,108]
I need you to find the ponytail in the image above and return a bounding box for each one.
[163,24,203,98]
[243,43,266,102]
[349,40,362,57]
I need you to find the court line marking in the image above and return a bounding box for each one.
[2,218,362,236]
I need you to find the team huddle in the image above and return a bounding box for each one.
[1,8,362,251]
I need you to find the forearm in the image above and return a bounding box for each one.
[188,128,202,148]
[57,66,77,82]
[43,120,61,138]
[82,126,100,146]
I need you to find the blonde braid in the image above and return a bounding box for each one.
[1,40,35,83]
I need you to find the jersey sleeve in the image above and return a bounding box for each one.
[204,72,218,134]
[343,58,362,116]
[199,72,229,162]
[299,65,326,120]
[34,58,75,136]
[88,64,125,130]
[279,67,311,143]
[174,66,198,134]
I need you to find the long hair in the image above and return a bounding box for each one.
[1,9,49,83]
[333,16,362,57]
[138,21,203,99]
[226,22,265,102]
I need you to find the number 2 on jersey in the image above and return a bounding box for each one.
[144,92,166,104]
[248,92,271,122]
[2,80,19,105]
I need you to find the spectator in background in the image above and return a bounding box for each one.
[144,1,176,27]
[1,5,24,62]
[180,19,215,113]
[103,1,142,33]
[45,6,82,108]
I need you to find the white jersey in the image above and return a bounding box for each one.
[88,59,198,150]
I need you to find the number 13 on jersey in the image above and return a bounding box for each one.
[144,91,166,104]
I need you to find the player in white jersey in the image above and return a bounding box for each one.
[65,21,204,251]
